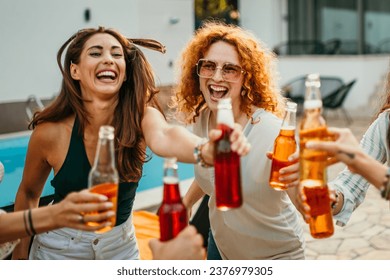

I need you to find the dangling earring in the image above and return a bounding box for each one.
[241,89,246,96]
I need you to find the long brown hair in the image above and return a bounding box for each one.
[173,21,285,124]
[29,27,165,181]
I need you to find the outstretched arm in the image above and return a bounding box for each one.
[142,106,250,163]
[306,127,388,190]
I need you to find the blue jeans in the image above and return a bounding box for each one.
[207,229,222,260]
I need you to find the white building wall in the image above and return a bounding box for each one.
[0,0,191,103]
[137,0,194,85]
[240,0,288,50]
[0,0,388,117]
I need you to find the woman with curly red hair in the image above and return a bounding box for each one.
[174,21,304,259]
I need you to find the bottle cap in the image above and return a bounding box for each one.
[286,101,297,112]
[305,73,321,88]
[217,97,232,109]
[99,125,115,139]
[304,99,322,109]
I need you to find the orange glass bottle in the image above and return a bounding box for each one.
[88,125,119,234]
[158,157,188,241]
[299,73,334,239]
[214,98,243,210]
[269,101,298,191]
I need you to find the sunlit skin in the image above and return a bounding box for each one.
[70,33,126,102]
[200,41,299,188]
[199,41,246,127]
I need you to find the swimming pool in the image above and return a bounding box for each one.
[0,132,194,208]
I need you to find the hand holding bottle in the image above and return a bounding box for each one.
[198,123,251,166]
[149,225,205,260]
[299,73,334,239]
[306,127,390,200]
[269,101,299,190]
[87,125,119,234]
[305,127,361,171]
[267,150,300,188]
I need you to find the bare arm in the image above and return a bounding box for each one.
[142,106,250,164]
[0,190,114,244]
[306,127,388,190]
[182,180,205,218]
[12,127,53,259]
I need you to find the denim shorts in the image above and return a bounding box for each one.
[29,215,139,260]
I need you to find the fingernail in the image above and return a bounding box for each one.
[105,202,114,208]
[279,170,285,174]
[107,211,115,217]
[99,195,108,201]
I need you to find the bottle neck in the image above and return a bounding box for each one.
[162,177,182,203]
[281,109,296,129]
[217,100,234,128]
[93,138,116,170]
[304,84,322,108]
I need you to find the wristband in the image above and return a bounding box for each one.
[194,139,213,168]
[331,189,341,209]
[380,167,390,200]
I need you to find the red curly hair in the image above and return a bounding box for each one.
[172,21,285,124]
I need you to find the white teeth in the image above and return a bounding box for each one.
[210,85,227,91]
[97,71,116,78]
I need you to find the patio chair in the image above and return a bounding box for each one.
[282,75,344,114]
[322,79,356,125]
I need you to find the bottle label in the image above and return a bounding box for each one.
[217,108,234,128]
[304,100,322,109]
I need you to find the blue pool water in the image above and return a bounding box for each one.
[0,133,194,208]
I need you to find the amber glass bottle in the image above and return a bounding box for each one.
[269,101,298,190]
[88,125,119,234]
[299,74,334,239]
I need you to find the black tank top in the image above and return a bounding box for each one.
[51,117,138,226]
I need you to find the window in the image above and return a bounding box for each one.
[285,0,390,55]
[194,0,240,29]
[365,0,390,53]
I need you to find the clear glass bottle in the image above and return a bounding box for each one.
[158,157,187,241]
[299,73,334,239]
[88,125,119,234]
[214,98,243,210]
[269,101,298,190]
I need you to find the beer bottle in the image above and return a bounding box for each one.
[269,101,298,191]
[214,98,243,210]
[88,125,119,234]
[299,73,334,238]
[158,157,187,241]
